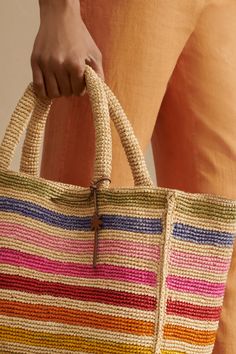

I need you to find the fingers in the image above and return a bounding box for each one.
[68,60,86,96]
[43,70,61,98]
[31,53,103,99]
[55,64,73,97]
[31,54,61,99]
[31,58,47,98]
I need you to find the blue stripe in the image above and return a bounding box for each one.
[173,222,234,247]
[103,215,162,234]
[0,197,90,230]
[0,197,162,233]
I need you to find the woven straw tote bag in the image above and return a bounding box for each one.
[0,65,236,354]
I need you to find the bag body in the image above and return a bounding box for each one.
[0,66,235,354]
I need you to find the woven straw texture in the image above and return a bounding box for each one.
[0,65,236,354]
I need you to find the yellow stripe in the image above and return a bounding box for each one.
[0,325,153,354]
[0,341,74,354]
[161,339,214,354]
[0,340,87,354]
[161,351,185,354]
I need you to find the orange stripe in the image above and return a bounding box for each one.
[0,299,154,336]
[164,324,216,345]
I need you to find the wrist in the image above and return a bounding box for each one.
[39,0,80,17]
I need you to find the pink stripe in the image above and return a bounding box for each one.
[0,248,157,286]
[167,275,226,297]
[170,250,230,273]
[0,222,160,261]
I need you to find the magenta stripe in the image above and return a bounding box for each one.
[170,250,230,273]
[0,222,160,261]
[0,248,157,286]
[167,275,226,297]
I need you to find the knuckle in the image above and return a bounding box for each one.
[31,54,45,70]
[62,59,72,71]
[69,58,85,74]
[48,56,63,70]
[37,56,48,68]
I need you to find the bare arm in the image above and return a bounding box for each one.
[31,0,104,98]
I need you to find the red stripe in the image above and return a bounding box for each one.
[0,273,156,311]
[167,299,222,321]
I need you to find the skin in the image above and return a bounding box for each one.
[32,0,103,98]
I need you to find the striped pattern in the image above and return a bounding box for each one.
[159,195,236,354]
[0,169,236,353]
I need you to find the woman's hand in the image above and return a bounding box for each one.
[31,0,104,98]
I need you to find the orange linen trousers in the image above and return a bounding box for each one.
[40,1,236,353]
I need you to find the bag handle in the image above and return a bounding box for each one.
[0,65,153,187]
[0,85,51,175]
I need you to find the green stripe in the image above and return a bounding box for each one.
[0,170,92,206]
[0,169,236,220]
[0,170,166,209]
[177,196,236,221]
[99,190,166,208]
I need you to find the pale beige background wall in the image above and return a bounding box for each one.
[0,0,156,184]
[0,0,39,170]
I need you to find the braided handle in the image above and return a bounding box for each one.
[103,80,153,187]
[0,65,153,187]
[20,65,112,188]
[84,66,153,187]
[0,85,51,172]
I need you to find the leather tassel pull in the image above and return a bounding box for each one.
[90,177,111,268]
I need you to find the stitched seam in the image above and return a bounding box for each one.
[155,191,176,353]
